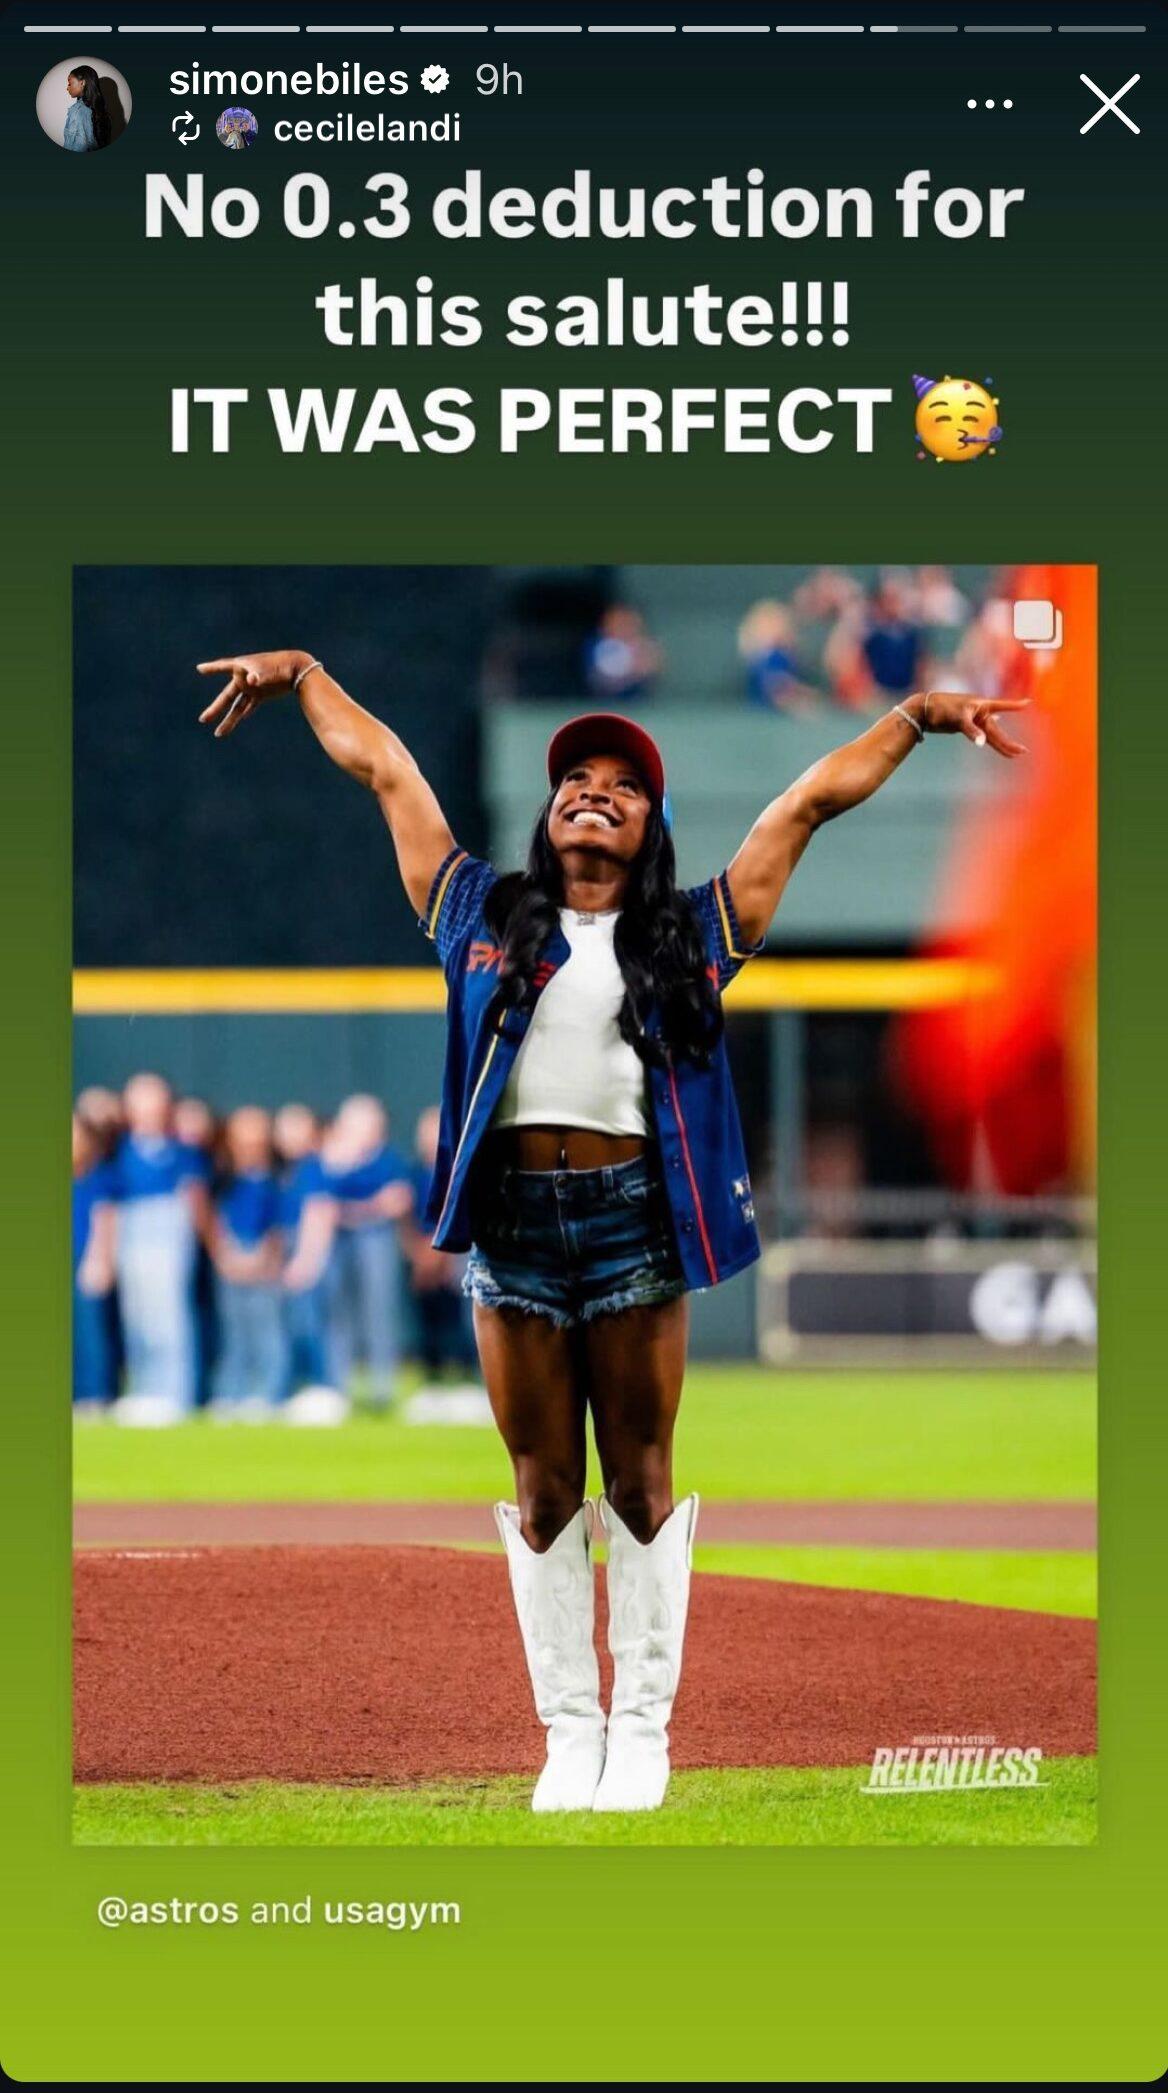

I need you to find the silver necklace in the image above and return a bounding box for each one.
[567,906,616,926]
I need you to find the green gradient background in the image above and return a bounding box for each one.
[1,4,1162,2081]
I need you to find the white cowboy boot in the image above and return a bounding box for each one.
[592,1493,699,1812]
[495,1500,606,1813]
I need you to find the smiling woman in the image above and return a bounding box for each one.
[194,648,1028,1817]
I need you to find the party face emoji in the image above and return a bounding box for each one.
[913,374,1003,463]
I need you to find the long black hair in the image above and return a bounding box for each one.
[70,66,111,149]
[484,797,724,1071]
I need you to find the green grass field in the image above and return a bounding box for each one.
[74,1759,1097,1848]
[74,1366,1096,1503]
[74,1365,1096,1847]
[692,1543,1095,1616]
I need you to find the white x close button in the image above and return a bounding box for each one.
[1079,73,1141,137]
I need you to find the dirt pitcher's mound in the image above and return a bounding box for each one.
[74,1545,1095,1784]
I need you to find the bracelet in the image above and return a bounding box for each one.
[292,657,323,692]
[893,702,924,744]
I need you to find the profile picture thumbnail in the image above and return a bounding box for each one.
[216,106,259,150]
[36,57,131,154]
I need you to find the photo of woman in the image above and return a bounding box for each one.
[195,647,1028,1814]
[63,66,111,153]
[37,57,129,153]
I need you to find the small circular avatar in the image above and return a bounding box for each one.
[36,56,132,152]
[216,105,258,150]
[913,374,1003,464]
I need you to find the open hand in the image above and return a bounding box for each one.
[197,650,310,738]
[921,690,1029,757]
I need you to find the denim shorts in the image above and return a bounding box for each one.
[464,1153,686,1329]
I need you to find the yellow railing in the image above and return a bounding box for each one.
[73,958,1000,1016]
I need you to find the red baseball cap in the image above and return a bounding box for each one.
[546,712,666,806]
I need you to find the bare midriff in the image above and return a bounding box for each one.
[484,1125,651,1171]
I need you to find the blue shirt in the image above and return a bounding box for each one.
[745,646,801,711]
[112,1135,208,1204]
[410,1156,435,1210]
[326,1143,412,1228]
[279,1152,329,1232]
[862,618,921,696]
[73,1161,115,1274]
[419,850,763,1293]
[64,100,96,152]
[584,635,655,705]
[408,1157,439,1242]
[216,1171,282,1248]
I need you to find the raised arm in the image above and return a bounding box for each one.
[197,649,455,918]
[726,689,1028,947]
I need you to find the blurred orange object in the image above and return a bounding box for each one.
[894,565,1097,1197]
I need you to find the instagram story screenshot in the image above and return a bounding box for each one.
[0,2,1162,2084]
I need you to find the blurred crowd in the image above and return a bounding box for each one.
[72,1074,480,1425]
[488,564,1026,717]
[734,566,1023,717]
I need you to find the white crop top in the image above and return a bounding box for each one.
[492,909,649,1138]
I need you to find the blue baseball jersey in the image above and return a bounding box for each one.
[418,849,762,1293]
